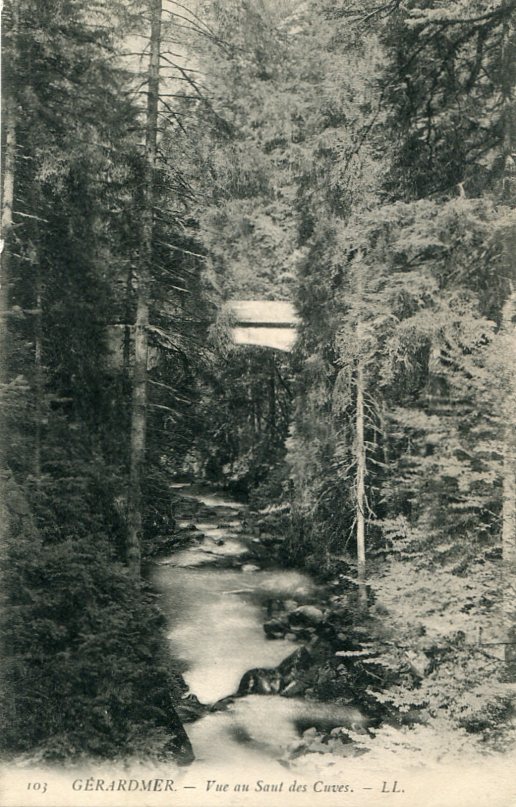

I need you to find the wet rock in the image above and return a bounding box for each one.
[277,646,314,695]
[288,605,324,628]
[241,563,260,572]
[259,532,277,546]
[177,522,199,532]
[210,696,235,713]
[317,607,353,642]
[281,680,306,698]
[237,668,283,695]
[147,523,204,557]
[264,618,288,639]
[175,528,204,543]
[289,624,316,639]
[176,693,208,723]
[266,597,286,618]
[278,646,313,676]
[156,692,195,765]
[173,499,197,514]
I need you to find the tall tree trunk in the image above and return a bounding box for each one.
[126,0,162,575]
[502,381,516,679]
[501,186,516,680]
[123,266,133,375]
[0,83,16,556]
[501,15,516,679]
[33,266,43,482]
[356,352,367,608]
[1,90,16,389]
[1,88,16,484]
[28,180,44,484]
[269,352,276,433]
[354,255,368,608]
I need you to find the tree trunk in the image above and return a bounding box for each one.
[269,352,276,433]
[356,354,367,608]
[502,394,516,680]
[501,233,516,680]
[0,89,16,480]
[500,16,516,679]
[123,266,133,375]
[354,254,368,608]
[34,267,43,482]
[1,90,16,388]
[126,0,162,576]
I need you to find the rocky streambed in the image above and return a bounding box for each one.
[152,484,382,768]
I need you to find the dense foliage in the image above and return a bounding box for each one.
[189,0,516,751]
[286,0,516,743]
[0,0,207,761]
[1,0,514,765]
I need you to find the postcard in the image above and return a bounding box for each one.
[1,1,515,805]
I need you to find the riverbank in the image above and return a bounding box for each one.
[149,485,402,767]
[152,484,515,772]
[1,484,514,806]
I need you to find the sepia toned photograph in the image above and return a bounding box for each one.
[1,1,515,805]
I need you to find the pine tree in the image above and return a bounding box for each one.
[127,0,163,577]
[0,0,193,761]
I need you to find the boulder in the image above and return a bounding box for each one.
[210,696,235,713]
[288,605,324,628]
[266,597,287,618]
[264,618,288,639]
[289,623,316,638]
[175,693,208,723]
[176,528,204,543]
[281,680,307,698]
[237,668,283,696]
[278,646,312,677]
[277,646,316,696]
[259,532,277,546]
[177,523,199,532]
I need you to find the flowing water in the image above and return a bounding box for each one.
[153,486,361,770]
[5,486,499,807]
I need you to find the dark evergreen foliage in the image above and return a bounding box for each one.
[0,0,199,762]
[1,0,514,766]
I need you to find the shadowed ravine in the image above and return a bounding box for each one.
[152,485,363,768]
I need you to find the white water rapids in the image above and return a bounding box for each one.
[3,486,512,807]
[152,487,361,768]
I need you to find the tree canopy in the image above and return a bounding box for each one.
[1,0,515,766]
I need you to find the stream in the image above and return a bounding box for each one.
[153,485,362,771]
[4,486,503,807]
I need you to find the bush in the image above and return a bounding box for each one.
[0,474,191,762]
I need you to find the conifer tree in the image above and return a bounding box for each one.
[127,0,163,576]
[1,0,193,761]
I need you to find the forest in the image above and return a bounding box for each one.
[1,0,516,781]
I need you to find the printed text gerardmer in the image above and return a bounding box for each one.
[71,779,356,793]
